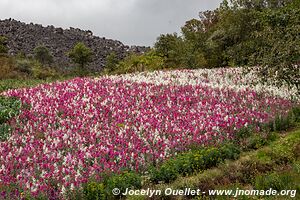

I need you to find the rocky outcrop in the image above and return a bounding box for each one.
[0,18,150,70]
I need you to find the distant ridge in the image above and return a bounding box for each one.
[0,18,149,70]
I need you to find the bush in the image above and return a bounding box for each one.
[235,126,253,142]
[82,171,142,199]
[15,58,34,75]
[254,172,293,191]
[83,182,106,200]
[68,42,93,75]
[219,143,241,160]
[0,56,15,79]
[247,134,267,150]
[34,45,54,66]
[0,36,8,54]
[0,79,50,93]
[266,107,299,132]
[104,52,119,73]
[149,144,241,183]
[104,171,142,198]
[0,96,21,141]
[31,63,58,80]
[114,51,165,74]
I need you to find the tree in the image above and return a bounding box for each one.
[105,52,119,73]
[68,42,93,69]
[0,36,8,55]
[250,1,300,92]
[34,45,53,65]
[154,33,187,68]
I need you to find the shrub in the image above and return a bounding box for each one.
[15,58,33,75]
[114,51,165,74]
[34,45,54,66]
[0,56,15,79]
[274,115,288,131]
[31,63,58,80]
[104,52,119,73]
[265,107,300,132]
[68,42,93,75]
[149,144,241,183]
[149,162,179,184]
[239,158,274,183]
[234,126,259,150]
[0,96,21,141]
[246,134,267,150]
[219,143,241,160]
[0,36,8,54]
[83,182,106,200]
[173,153,196,175]
[235,126,253,142]
[82,171,142,199]
[291,107,300,122]
[104,171,142,198]
[0,123,11,141]
[254,172,293,191]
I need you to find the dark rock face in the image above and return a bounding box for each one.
[0,18,150,70]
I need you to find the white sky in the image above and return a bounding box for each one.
[0,0,222,46]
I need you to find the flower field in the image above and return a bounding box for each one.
[0,68,298,197]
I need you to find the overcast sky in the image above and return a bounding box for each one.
[0,0,222,46]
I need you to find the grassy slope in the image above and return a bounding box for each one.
[128,126,300,200]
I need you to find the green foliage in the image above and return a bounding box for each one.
[113,51,165,74]
[31,62,58,80]
[82,171,142,199]
[0,53,61,80]
[151,128,300,199]
[0,36,8,54]
[235,126,253,141]
[68,42,93,74]
[0,96,22,124]
[83,182,106,200]
[154,33,181,59]
[104,171,142,198]
[104,52,119,73]
[14,57,58,80]
[254,172,294,191]
[15,58,34,75]
[233,126,276,150]
[247,134,268,150]
[149,163,179,184]
[0,123,12,141]
[0,56,15,79]
[0,79,54,93]
[292,107,300,122]
[219,143,241,160]
[149,144,241,184]
[268,108,298,132]
[34,45,53,65]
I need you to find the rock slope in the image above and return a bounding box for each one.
[0,18,149,70]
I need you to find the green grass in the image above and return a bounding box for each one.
[0,77,74,93]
